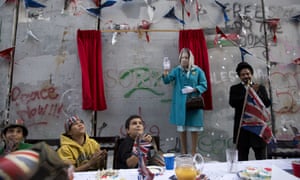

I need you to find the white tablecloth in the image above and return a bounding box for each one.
[74,158,299,180]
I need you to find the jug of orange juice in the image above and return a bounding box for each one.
[175,154,204,180]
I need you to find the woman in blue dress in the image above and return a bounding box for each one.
[162,48,207,155]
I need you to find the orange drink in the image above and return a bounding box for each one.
[175,166,198,180]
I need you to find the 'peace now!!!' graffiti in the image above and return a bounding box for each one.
[11,86,64,121]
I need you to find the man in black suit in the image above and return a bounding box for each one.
[229,62,271,161]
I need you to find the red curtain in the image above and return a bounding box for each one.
[179,29,213,110]
[77,30,107,110]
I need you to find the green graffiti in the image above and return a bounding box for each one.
[206,39,234,49]
[124,87,164,98]
[120,67,149,79]
[160,99,172,103]
[120,67,165,98]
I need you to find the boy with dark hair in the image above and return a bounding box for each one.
[116,115,153,169]
[0,119,32,155]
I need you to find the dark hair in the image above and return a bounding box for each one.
[125,115,144,130]
[1,124,28,137]
[235,62,254,76]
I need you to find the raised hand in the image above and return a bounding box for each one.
[4,140,18,155]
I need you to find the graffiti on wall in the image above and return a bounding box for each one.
[10,84,64,126]
[271,70,300,114]
[104,67,165,98]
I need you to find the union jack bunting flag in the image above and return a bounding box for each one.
[133,139,152,159]
[136,136,154,180]
[241,87,273,143]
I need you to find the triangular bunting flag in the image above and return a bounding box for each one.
[100,0,117,9]
[163,7,185,25]
[24,0,46,8]
[239,47,252,62]
[196,0,200,22]
[93,0,99,7]
[86,7,101,17]
[138,20,152,42]
[290,14,300,23]
[292,58,300,65]
[0,47,14,61]
[214,26,228,45]
[180,0,190,17]
[215,0,230,23]
[265,18,280,43]
[144,0,155,21]
[109,23,130,45]
[86,0,117,17]
[27,29,40,41]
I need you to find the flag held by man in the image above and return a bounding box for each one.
[241,87,273,143]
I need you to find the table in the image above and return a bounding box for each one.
[74,158,299,180]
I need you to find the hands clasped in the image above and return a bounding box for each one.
[132,134,152,157]
[142,134,152,142]
[181,86,194,94]
[251,84,260,92]
[89,149,107,166]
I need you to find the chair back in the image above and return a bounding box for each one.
[26,139,60,151]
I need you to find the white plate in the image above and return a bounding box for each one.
[147,166,164,175]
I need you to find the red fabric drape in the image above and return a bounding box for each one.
[179,29,213,110]
[77,30,107,110]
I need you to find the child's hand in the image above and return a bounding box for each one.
[4,140,18,155]
[88,150,107,167]
[142,134,152,143]
[132,134,152,158]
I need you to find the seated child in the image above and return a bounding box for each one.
[0,119,32,155]
[116,115,153,169]
[57,115,107,171]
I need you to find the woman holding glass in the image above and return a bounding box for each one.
[162,48,207,155]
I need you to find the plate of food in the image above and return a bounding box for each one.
[96,169,120,179]
[147,166,164,175]
[237,167,272,180]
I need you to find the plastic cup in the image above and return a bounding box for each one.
[163,57,170,70]
[163,153,175,170]
[292,160,300,177]
[226,148,238,173]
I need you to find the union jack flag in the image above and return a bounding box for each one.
[241,87,273,143]
[133,139,152,159]
[136,136,154,180]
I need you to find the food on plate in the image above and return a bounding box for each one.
[246,167,258,176]
[147,166,164,175]
[96,169,120,180]
[259,168,272,179]
[237,167,272,180]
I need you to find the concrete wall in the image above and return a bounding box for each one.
[0,0,299,161]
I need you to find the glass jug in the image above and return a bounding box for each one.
[175,153,204,180]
